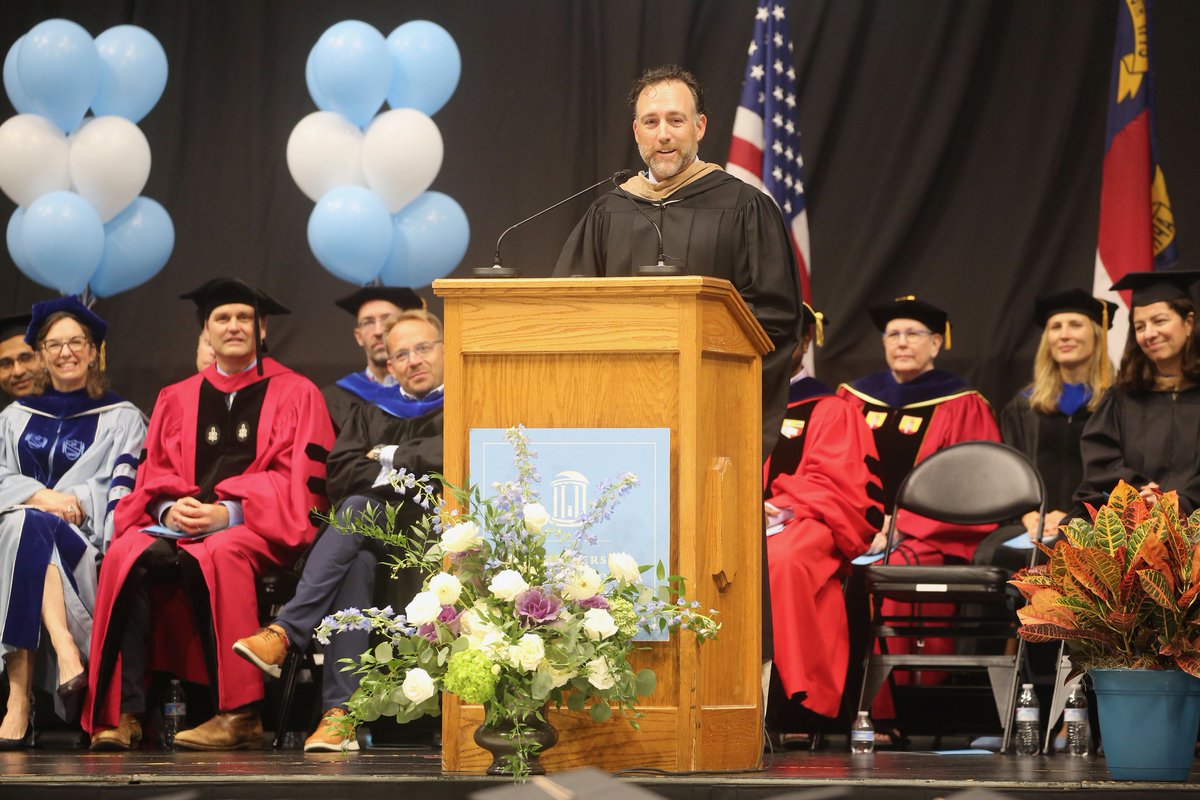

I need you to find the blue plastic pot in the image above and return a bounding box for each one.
[1091,668,1200,781]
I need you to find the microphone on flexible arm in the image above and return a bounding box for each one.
[609,172,687,277]
[472,170,635,278]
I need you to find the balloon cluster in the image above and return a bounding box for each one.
[1,19,174,298]
[290,20,469,288]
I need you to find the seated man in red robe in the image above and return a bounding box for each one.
[764,304,883,721]
[82,279,335,750]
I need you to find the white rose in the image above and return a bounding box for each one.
[507,633,546,672]
[561,566,603,601]
[441,520,483,553]
[471,628,508,658]
[523,503,550,533]
[405,591,443,625]
[401,667,437,704]
[458,605,485,635]
[586,657,615,690]
[537,663,573,689]
[581,608,618,641]
[428,572,463,605]
[488,569,530,601]
[607,552,642,585]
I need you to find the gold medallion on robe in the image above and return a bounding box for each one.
[236,421,250,442]
[865,411,887,430]
[205,425,220,445]
[898,415,924,435]
[780,418,806,439]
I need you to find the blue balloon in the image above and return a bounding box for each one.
[21,191,105,294]
[305,47,333,111]
[16,19,101,133]
[92,25,168,123]
[307,186,393,283]
[7,207,56,290]
[89,197,175,298]
[309,21,390,127]
[385,21,461,116]
[378,191,469,287]
[4,37,36,114]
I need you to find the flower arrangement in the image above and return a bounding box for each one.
[316,425,720,777]
[1010,480,1200,675]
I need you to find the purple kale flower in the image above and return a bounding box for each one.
[417,604,462,641]
[577,595,609,610]
[515,589,562,626]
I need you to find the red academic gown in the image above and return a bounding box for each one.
[764,378,883,718]
[837,369,1000,717]
[82,359,334,732]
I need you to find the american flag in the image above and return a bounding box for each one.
[1093,0,1177,364]
[726,2,811,305]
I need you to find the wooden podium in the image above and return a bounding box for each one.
[432,276,770,773]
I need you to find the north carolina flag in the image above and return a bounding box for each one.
[1093,0,1178,364]
[726,2,811,307]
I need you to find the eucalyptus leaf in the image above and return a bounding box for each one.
[589,702,613,723]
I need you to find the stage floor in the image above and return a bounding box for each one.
[3,738,1200,800]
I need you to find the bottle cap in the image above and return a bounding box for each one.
[1022,683,1033,689]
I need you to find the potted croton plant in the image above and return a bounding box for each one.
[1010,480,1200,781]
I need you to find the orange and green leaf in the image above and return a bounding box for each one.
[1092,505,1128,556]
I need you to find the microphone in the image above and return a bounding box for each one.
[473,170,635,278]
[609,174,686,277]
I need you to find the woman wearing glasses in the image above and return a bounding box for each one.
[0,297,146,749]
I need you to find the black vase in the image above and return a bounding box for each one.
[473,710,559,776]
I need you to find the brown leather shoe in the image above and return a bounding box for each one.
[303,707,360,753]
[173,707,264,751]
[232,624,289,679]
[90,714,143,751]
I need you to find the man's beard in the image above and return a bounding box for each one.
[640,139,698,180]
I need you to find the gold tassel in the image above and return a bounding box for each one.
[1100,302,1111,385]
[815,310,825,348]
[944,321,952,350]
[99,341,106,373]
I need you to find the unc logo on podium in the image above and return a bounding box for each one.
[550,470,588,528]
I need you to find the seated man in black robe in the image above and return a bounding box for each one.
[233,309,444,752]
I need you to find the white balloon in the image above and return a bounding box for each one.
[361,109,443,214]
[286,111,366,202]
[68,115,151,222]
[0,114,71,207]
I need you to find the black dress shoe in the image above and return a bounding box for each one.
[57,672,87,722]
[0,714,34,751]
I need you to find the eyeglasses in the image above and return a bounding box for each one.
[0,352,37,372]
[882,329,933,344]
[41,336,91,354]
[356,315,399,331]
[389,340,442,364]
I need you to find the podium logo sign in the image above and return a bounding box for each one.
[469,427,671,640]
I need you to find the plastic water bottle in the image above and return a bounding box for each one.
[1013,683,1040,755]
[850,711,875,754]
[1064,683,1090,756]
[163,679,187,748]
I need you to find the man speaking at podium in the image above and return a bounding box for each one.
[554,65,802,458]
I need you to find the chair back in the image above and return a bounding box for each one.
[892,440,1045,526]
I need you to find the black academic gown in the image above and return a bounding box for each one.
[326,401,444,509]
[1075,385,1200,514]
[321,382,362,438]
[553,169,803,458]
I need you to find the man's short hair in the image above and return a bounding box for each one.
[627,65,706,119]
[389,308,444,339]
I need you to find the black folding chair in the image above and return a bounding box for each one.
[856,441,1045,752]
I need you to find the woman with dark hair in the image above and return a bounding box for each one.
[1075,268,1200,514]
[0,297,145,749]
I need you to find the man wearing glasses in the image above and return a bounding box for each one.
[234,309,444,752]
[322,287,424,434]
[0,313,41,405]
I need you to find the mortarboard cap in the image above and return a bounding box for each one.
[868,295,952,349]
[181,278,288,376]
[24,296,108,346]
[0,312,33,342]
[800,302,826,347]
[333,286,424,316]
[1110,267,1200,310]
[1034,289,1118,329]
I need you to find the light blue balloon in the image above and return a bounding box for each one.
[307,186,393,283]
[91,25,168,123]
[16,19,101,133]
[378,191,469,287]
[305,47,333,111]
[385,21,461,116]
[7,207,57,289]
[4,37,36,114]
[309,21,390,127]
[89,196,174,298]
[21,191,105,294]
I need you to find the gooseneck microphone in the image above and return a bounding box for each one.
[472,170,635,278]
[610,173,686,277]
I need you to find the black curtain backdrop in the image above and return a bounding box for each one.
[2,1,1198,413]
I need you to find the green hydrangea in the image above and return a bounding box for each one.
[609,597,639,638]
[443,649,499,704]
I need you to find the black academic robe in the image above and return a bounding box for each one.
[321,382,362,437]
[327,401,444,509]
[1000,393,1090,513]
[553,169,803,458]
[1075,385,1200,514]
